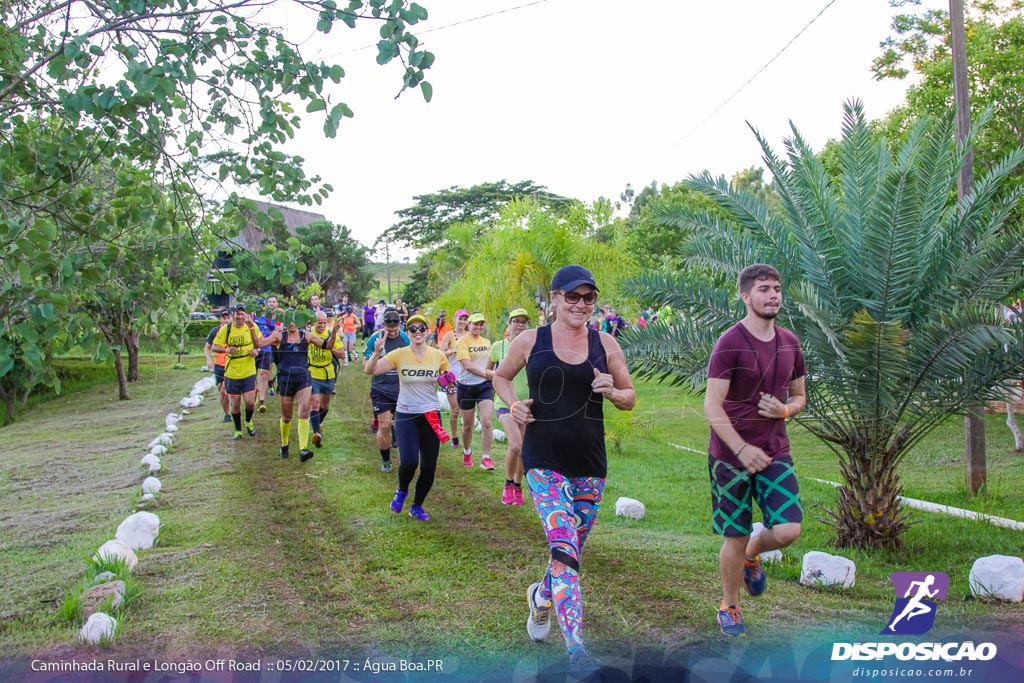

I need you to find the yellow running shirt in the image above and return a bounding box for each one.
[455,335,491,386]
[383,346,449,414]
[213,323,263,380]
[308,332,343,380]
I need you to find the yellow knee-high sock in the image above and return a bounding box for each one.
[280,419,292,446]
[297,418,310,450]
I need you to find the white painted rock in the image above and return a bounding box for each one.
[147,461,161,473]
[148,434,172,449]
[79,612,117,644]
[139,493,155,502]
[970,555,1024,602]
[615,497,646,520]
[492,429,506,442]
[750,523,783,563]
[181,409,191,415]
[95,540,138,571]
[140,453,161,469]
[165,412,182,424]
[149,444,168,457]
[142,476,162,495]
[92,572,117,584]
[164,422,178,433]
[800,551,856,589]
[179,396,201,408]
[116,511,159,550]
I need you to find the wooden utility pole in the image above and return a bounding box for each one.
[382,241,392,303]
[950,0,987,493]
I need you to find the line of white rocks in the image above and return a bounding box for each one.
[79,374,218,645]
[613,498,1024,602]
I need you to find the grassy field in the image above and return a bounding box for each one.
[0,353,1022,676]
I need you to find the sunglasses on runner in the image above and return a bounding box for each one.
[559,290,598,305]
[407,325,428,333]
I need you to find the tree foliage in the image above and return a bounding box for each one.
[873,0,1024,174]
[295,221,375,301]
[377,180,573,249]
[621,101,1024,549]
[430,198,637,325]
[0,0,434,414]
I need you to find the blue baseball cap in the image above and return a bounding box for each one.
[550,265,598,293]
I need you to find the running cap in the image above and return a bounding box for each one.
[455,308,470,318]
[468,312,486,323]
[382,309,401,324]
[508,307,529,321]
[233,303,247,311]
[551,264,598,293]
[219,309,232,317]
[256,297,267,305]
[439,309,447,315]
[378,299,386,304]
[407,314,430,327]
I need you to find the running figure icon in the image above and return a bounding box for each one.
[883,572,949,635]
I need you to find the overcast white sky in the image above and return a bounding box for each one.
[250,0,944,258]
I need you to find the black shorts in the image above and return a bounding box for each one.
[277,371,311,398]
[457,381,494,410]
[224,375,257,396]
[256,352,273,371]
[709,454,803,537]
[214,364,225,386]
[370,388,399,416]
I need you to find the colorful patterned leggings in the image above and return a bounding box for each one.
[525,468,605,657]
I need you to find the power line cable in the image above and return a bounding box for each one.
[669,0,840,149]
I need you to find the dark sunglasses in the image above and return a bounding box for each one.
[560,290,598,305]
[407,325,428,333]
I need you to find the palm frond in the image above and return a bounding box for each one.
[620,320,720,389]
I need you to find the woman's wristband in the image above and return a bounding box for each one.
[510,400,520,413]
[734,442,749,458]
[783,404,789,419]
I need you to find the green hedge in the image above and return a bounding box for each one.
[184,319,221,341]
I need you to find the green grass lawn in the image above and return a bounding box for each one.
[0,357,1021,675]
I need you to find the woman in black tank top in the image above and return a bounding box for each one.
[493,265,635,676]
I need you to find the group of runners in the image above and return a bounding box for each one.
[200,263,807,678]
[203,298,349,462]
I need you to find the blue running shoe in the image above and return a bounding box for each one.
[408,505,430,521]
[390,489,408,514]
[717,605,747,637]
[743,555,766,596]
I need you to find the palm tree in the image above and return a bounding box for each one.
[433,198,636,324]
[622,100,1024,549]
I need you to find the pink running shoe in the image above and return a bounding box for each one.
[513,486,525,506]
[480,455,494,470]
[462,451,472,467]
[501,484,515,505]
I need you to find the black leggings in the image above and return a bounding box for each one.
[394,412,441,506]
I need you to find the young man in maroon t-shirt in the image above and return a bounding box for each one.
[704,263,807,637]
